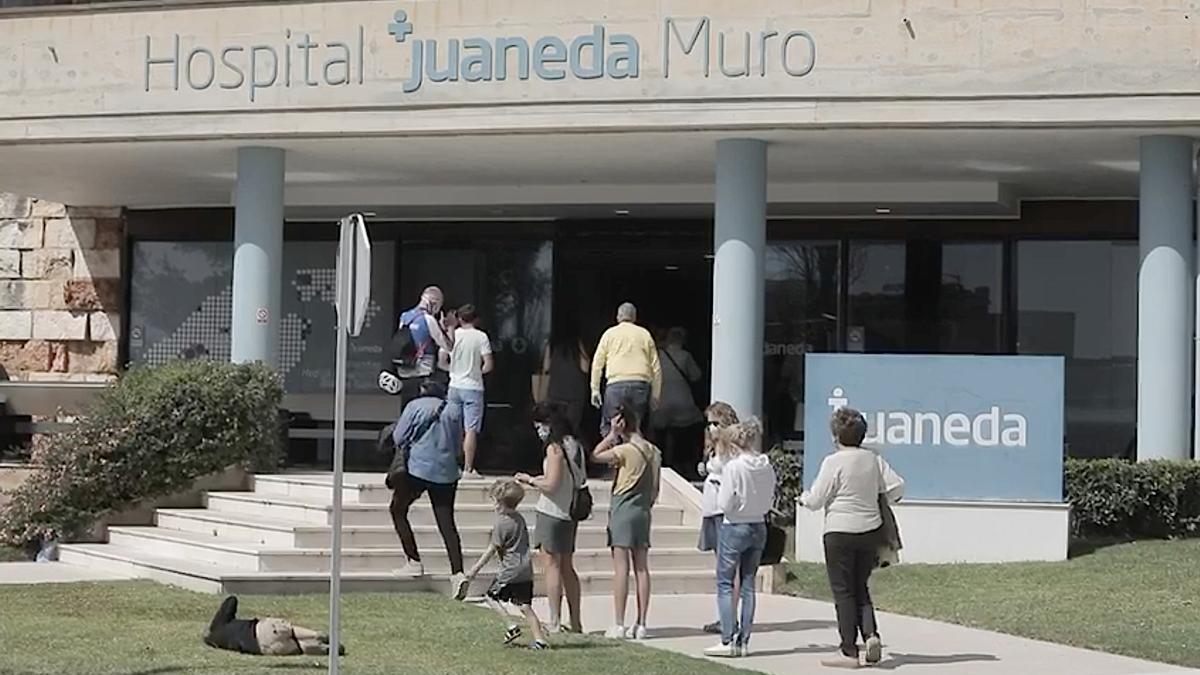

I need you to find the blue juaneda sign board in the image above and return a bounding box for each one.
[142,9,817,101]
[802,354,1065,503]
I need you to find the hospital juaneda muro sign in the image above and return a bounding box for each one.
[143,10,817,102]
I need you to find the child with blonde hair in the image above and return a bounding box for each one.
[465,479,549,650]
[704,416,776,659]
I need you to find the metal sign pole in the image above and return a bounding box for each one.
[328,215,353,675]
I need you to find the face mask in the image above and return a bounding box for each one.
[535,424,551,441]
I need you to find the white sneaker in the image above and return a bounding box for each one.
[396,560,424,577]
[449,572,470,600]
[703,643,741,658]
[604,625,628,640]
[626,624,648,640]
[462,469,483,480]
[864,636,882,664]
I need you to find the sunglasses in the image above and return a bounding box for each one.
[706,420,721,428]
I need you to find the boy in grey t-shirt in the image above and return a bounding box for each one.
[465,479,548,650]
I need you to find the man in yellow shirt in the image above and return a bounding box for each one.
[590,302,662,436]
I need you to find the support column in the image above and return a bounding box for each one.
[1138,136,1193,460]
[711,139,767,420]
[231,147,285,366]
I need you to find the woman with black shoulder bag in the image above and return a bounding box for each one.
[516,402,591,634]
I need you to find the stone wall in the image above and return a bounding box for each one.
[0,193,121,382]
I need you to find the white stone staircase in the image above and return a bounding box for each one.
[59,470,774,596]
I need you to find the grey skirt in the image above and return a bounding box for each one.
[607,497,653,549]
[697,515,721,552]
[533,511,578,555]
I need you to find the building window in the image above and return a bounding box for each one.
[128,239,397,394]
[940,242,1005,354]
[1016,240,1137,458]
[847,240,1005,354]
[763,241,840,440]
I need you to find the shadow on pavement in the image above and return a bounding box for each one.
[875,652,1000,670]
[651,619,837,639]
[742,644,840,658]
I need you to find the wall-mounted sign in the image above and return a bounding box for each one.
[142,10,816,101]
[803,354,1065,503]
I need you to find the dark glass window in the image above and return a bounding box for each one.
[762,241,840,441]
[847,240,1005,354]
[1016,241,1137,458]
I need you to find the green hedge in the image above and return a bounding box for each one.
[1065,458,1200,539]
[768,444,802,520]
[770,450,1200,540]
[0,360,284,547]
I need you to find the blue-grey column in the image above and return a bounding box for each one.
[1138,136,1193,461]
[231,147,285,366]
[712,139,767,420]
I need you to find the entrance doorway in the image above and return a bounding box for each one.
[554,221,712,468]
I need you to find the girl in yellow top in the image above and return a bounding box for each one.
[592,402,661,641]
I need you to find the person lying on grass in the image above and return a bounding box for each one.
[203,595,346,657]
[465,478,550,650]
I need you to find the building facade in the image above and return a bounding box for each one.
[0,0,1197,469]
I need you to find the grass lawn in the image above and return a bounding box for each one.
[0,581,746,675]
[784,538,1200,668]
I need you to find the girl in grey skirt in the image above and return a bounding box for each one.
[592,403,661,641]
[516,402,587,634]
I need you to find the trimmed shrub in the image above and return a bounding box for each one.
[769,451,1200,541]
[1066,458,1200,539]
[0,360,283,547]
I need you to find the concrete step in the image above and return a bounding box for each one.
[252,473,614,505]
[59,542,738,596]
[107,526,713,574]
[155,508,704,550]
[204,492,686,528]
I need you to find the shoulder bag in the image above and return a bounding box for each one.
[561,442,593,521]
[761,508,789,566]
[875,456,904,568]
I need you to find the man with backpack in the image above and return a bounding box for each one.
[379,286,456,410]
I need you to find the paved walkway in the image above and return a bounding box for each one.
[533,594,1198,675]
[0,561,133,584]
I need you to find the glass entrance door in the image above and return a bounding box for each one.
[398,234,553,473]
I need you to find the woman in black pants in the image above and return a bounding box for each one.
[800,408,905,669]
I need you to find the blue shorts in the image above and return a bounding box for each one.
[449,387,485,433]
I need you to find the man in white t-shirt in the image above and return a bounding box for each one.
[442,304,494,479]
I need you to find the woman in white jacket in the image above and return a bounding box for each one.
[703,418,777,659]
[800,407,905,669]
[696,401,739,634]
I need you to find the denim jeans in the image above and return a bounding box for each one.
[717,521,767,647]
[600,380,652,435]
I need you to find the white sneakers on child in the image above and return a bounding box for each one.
[604,625,628,640]
[626,624,648,640]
